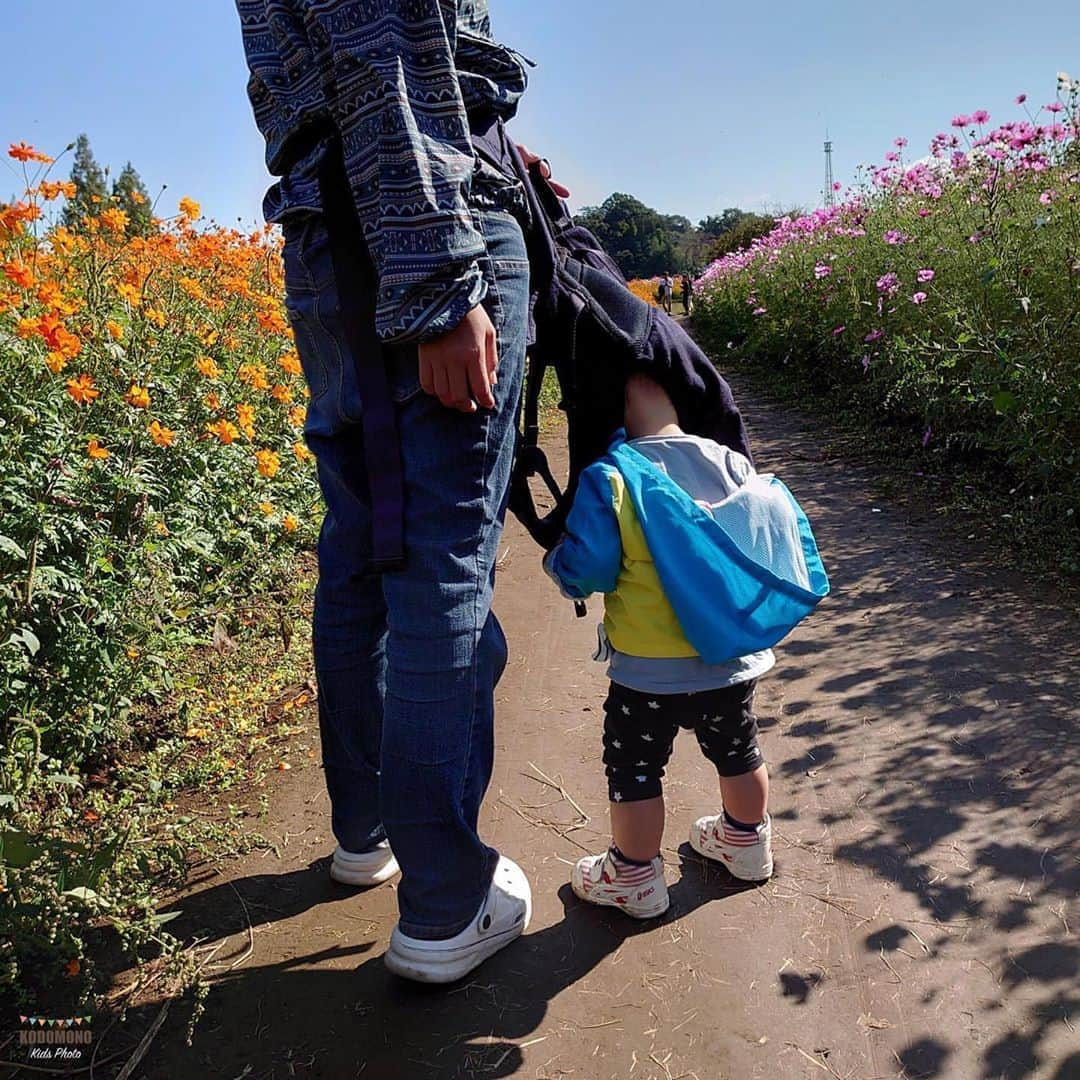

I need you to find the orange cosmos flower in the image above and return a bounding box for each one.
[282,514,300,532]
[287,405,307,427]
[270,383,293,403]
[100,208,129,232]
[207,419,240,444]
[45,352,68,374]
[148,420,175,447]
[238,362,269,391]
[35,180,75,201]
[179,197,201,220]
[178,276,206,302]
[255,449,280,478]
[106,320,123,341]
[86,439,110,459]
[16,317,37,339]
[9,141,53,164]
[292,441,314,463]
[116,282,140,306]
[36,281,64,308]
[258,501,275,516]
[256,309,288,335]
[144,307,166,329]
[2,261,35,289]
[204,391,222,411]
[195,355,220,379]
[279,351,302,376]
[125,384,151,409]
[66,373,100,405]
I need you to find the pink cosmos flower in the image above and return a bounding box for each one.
[1015,93,1027,104]
[917,269,935,283]
[1039,190,1057,205]
[917,208,932,218]
[885,151,899,163]
[833,325,846,335]
[1045,102,1064,113]
[814,263,832,279]
[876,272,899,295]
[752,307,767,316]
[865,329,884,343]
[972,109,990,124]
[951,115,970,128]
[912,292,928,304]
[832,181,842,191]
[884,230,908,245]
[894,137,908,148]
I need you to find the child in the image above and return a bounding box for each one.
[544,374,827,917]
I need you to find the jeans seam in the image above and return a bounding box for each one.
[456,210,498,837]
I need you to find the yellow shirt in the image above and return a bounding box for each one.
[602,470,698,658]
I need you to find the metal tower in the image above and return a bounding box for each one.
[823,136,835,207]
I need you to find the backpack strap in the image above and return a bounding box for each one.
[316,135,406,573]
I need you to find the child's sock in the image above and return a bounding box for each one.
[722,810,762,833]
[613,846,652,872]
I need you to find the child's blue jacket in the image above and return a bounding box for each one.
[545,435,830,664]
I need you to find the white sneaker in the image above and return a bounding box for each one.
[689,812,773,882]
[384,855,531,983]
[571,849,670,919]
[330,841,400,887]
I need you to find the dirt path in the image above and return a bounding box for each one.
[129,375,1077,1080]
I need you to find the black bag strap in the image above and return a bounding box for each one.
[316,135,406,573]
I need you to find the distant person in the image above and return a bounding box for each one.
[682,273,694,315]
[658,273,674,314]
[543,374,828,917]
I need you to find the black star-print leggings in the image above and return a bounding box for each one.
[601,680,763,803]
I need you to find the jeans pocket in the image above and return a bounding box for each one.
[284,292,331,405]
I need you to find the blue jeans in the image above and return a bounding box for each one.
[281,206,529,939]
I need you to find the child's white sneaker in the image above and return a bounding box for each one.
[384,855,531,983]
[690,812,773,882]
[330,841,400,886]
[571,849,670,918]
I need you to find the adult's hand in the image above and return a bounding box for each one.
[418,303,498,413]
[516,144,571,200]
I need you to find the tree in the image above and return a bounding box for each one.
[575,193,679,279]
[705,213,778,261]
[698,209,748,238]
[62,134,109,229]
[112,162,153,237]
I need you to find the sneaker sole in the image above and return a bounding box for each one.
[330,856,400,887]
[384,921,527,984]
[688,830,772,883]
[570,873,671,919]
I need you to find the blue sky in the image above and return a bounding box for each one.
[2,1,1077,227]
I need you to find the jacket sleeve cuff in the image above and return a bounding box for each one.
[542,545,590,601]
[375,261,488,344]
